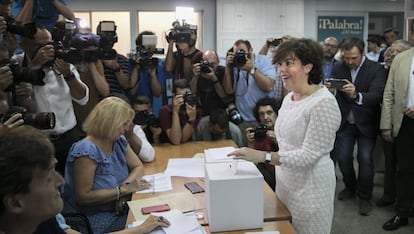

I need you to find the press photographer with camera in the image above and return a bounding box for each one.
[164,20,203,81]
[129,31,163,105]
[190,50,228,116]
[195,108,243,147]
[245,97,281,191]
[132,96,161,145]
[97,21,131,97]
[159,79,202,145]
[223,39,276,145]
[0,90,23,137]
[17,24,89,175]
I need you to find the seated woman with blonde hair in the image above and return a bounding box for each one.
[63,96,168,233]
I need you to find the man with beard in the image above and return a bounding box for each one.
[322,36,339,81]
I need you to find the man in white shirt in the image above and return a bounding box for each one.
[18,25,89,175]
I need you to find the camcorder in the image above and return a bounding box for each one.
[51,20,117,64]
[200,60,212,73]
[267,38,283,47]
[129,35,164,68]
[97,21,118,60]
[180,90,197,113]
[133,110,160,128]
[1,15,37,38]
[165,20,197,45]
[251,123,268,142]
[233,50,249,67]
[222,96,242,125]
[0,106,56,130]
[0,58,45,91]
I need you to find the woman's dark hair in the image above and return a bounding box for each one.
[274,38,324,85]
[0,126,54,214]
[253,97,282,122]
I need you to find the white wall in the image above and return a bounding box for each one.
[68,0,405,50]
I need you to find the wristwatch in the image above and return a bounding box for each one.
[265,151,272,164]
[250,67,257,75]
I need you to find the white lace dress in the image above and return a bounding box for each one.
[275,87,341,234]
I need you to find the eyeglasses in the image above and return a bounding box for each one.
[323,43,338,49]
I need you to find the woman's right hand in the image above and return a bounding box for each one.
[121,179,151,194]
[139,215,170,233]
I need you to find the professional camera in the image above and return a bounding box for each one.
[0,59,45,90]
[133,110,160,128]
[165,20,197,44]
[267,38,282,47]
[180,90,197,113]
[200,60,212,73]
[233,50,249,67]
[129,46,164,68]
[97,21,118,60]
[252,123,268,142]
[225,102,243,125]
[0,106,56,129]
[2,15,37,38]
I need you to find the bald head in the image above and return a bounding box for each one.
[202,50,220,70]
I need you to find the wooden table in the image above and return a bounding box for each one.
[126,140,291,226]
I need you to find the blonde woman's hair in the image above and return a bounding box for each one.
[83,96,134,139]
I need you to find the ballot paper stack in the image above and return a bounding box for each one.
[204,147,264,232]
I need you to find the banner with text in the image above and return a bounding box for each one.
[318,16,364,42]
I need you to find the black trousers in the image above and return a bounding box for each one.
[50,127,81,176]
[395,116,414,218]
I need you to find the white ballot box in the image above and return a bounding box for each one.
[205,161,264,232]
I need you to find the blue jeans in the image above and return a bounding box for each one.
[335,123,377,200]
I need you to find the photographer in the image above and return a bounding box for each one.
[190,50,228,116]
[0,90,23,137]
[17,24,89,175]
[195,108,243,147]
[223,39,276,145]
[164,21,203,81]
[129,31,162,105]
[246,97,281,191]
[159,79,202,145]
[131,95,161,145]
[97,21,130,97]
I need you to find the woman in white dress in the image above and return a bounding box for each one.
[229,38,341,234]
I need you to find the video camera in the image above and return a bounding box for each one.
[97,21,118,60]
[133,110,160,128]
[1,15,37,38]
[0,106,56,130]
[233,50,249,67]
[0,58,45,91]
[180,90,197,113]
[251,123,268,142]
[165,20,197,44]
[267,38,283,47]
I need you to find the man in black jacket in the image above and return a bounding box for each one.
[328,37,386,216]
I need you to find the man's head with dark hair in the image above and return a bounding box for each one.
[131,95,151,112]
[383,27,399,46]
[233,39,252,53]
[0,126,64,232]
[274,38,324,85]
[173,79,191,94]
[209,108,229,136]
[340,37,365,70]
[253,97,281,129]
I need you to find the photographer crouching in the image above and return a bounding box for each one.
[246,97,281,191]
[15,24,89,175]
